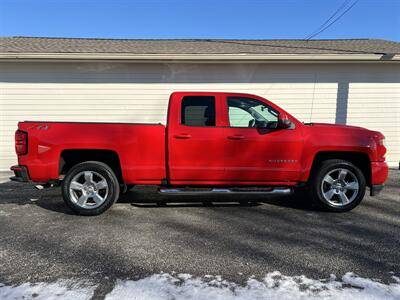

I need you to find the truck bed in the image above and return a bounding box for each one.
[17,121,166,184]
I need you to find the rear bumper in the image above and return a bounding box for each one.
[10,165,30,182]
[370,184,384,196]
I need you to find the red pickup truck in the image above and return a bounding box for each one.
[11,92,388,215]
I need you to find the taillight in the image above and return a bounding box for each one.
[15,130,28,155]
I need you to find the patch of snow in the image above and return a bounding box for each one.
[0,210,11,217]
[0,280,96,300]
[1,272,399,300]
[105,272,400,300]
[176,273,192,281]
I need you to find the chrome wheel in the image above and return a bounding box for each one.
[321,168,359,207]
[69,171,109,209]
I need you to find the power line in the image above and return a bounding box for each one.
[305,0,352,40]
[305,0,360,40]
[306,0,360,40]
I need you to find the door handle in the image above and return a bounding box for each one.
[227,135,245,140]
[174,133,192,139]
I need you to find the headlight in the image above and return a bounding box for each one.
[377,137,386,159]
[379,137,386,147]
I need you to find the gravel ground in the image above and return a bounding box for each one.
[0,170,399,298]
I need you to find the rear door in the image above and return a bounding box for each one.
[167,93,225,184]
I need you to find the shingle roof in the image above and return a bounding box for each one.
[1,37,399,55]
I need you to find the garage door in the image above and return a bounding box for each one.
[0,62,399,170]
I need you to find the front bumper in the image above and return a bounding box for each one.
[369,161,388,196]
[371,161,389,184]
[10,165,30,182]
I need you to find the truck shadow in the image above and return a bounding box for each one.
[119,189,316,211]
[0,181,316,214]
[1,170,396,215]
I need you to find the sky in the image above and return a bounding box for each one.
[0,0,399,41]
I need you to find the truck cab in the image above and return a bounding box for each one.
[167,92,303,185]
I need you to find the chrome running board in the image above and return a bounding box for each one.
[158,187,292,195]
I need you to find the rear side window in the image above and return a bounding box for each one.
[181,96,216,126]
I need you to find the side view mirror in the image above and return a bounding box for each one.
[255,120,268,128]
[277,118,292,129]
[255,120,278,129]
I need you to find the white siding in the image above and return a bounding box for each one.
[0,62,399,170]
[347,82,400,167]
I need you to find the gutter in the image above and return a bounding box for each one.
[0,53,399,63]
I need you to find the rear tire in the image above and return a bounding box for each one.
[62,161,120,216]
[309,159,366,212]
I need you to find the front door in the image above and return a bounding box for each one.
[222,95,303,183]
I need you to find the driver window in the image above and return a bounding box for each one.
[227,97,279,128]
[228,106,254,127]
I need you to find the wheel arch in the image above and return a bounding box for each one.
[59,149,123,183]
[308,151,371,187]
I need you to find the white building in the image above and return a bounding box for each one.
[0,37,399,170]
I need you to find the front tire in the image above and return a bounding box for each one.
[62,161,120,216]
[309,159,366,212]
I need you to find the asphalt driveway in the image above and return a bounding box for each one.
[0,170,399,298]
